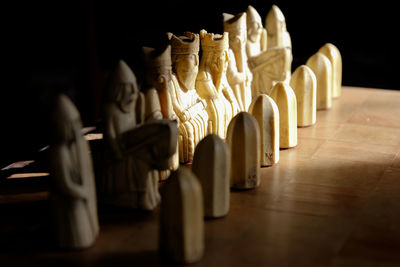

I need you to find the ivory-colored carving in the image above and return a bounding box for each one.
[50,94,99,249]
[160,167,204,264]
[290,65,317,127]
[195,30,240,138]
[246,6,292,97]
[270,82,297,148]
[306,52,332,110]
[168,32,209,163]
[142,45,179,177]
[319,43,342,98]
[265,5,292,83]
[101,60,177,209]
[226,112,260,189]
[249,94,279,166]
[223,12,252,111]
[192,134,230,218]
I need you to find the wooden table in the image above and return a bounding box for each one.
[1,86,400,266]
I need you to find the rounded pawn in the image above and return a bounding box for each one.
[159,167,204,264]
[306,52,332,110]
[319,43,342,98]
[249,94,279,166]
[192,134,230,218]
[290,65,317,127]
[270,82,297,149]
[226,112,260,189]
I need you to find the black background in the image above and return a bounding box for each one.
[1,0,398,166]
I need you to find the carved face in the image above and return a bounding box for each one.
[175,54,199,92]
[118,83,138,113]
[247,21,262,43]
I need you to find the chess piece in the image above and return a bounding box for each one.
[246,6,291,97]
[306,52,332,110]
[143,45,179,178]
[246,5,267,58]
[160,167,204,264]
[249,94,279,166]
[270,82,297,148]
[265,5,292,83]
[226,112,260,189]
[49,94,99,249]
[196,30,240,138]
[101,60,177,209]
[290,65,317,127]
[319,43,342,98]
[192,134,230,218]
[223,12,252,111]
[168,32,209,163]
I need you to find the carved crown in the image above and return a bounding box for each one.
[246,5,262,24]
[200,30,229,52]
[223,12,247,38]
[168,32,200,55]
[142,45,172,70]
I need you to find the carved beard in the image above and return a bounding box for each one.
[177,70,197,92]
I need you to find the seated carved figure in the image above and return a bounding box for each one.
[246,5,292,97]
[100,60,177,209]
[195,30,240,138]
[167,32,209,163]
[223,12,253,111]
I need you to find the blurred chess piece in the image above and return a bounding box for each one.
[270,82,297,148]
[223,12,252,111]
[306,52,332,110]
[50,94,99,249]
[249,94,279,166]
[246,5,292,97]
[160,167,204,264]
[226,112,260,189]
[168,32,209,162]
[143,45,179,179]
[192,134,230,218]
[196,30,240,138]
[290,65,317,127]
[319,43,342,98]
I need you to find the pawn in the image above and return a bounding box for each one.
[270,82,297,148]
[249,94,279,166]
[159,167,204,264]
[226,112,260,189]
[192,134,230,218]
[290,65,317,127]
[306,52,332,110]
[319,43,342,98]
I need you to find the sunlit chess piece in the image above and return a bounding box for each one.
[270,82,297,148]
[160,167,204,264]
[168,32,209,163]
[192,134,230,218]
[249,94,279,166]
[195,30,240,138]
[306,52,332,110]
[143,45,179,177]
[319,43,342,98]
[246,5,292,97]
[226,112,260,189]
[265,4,292,83]
[223,12,252,111]
[50,94,99,249]
[290,65,317,127]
